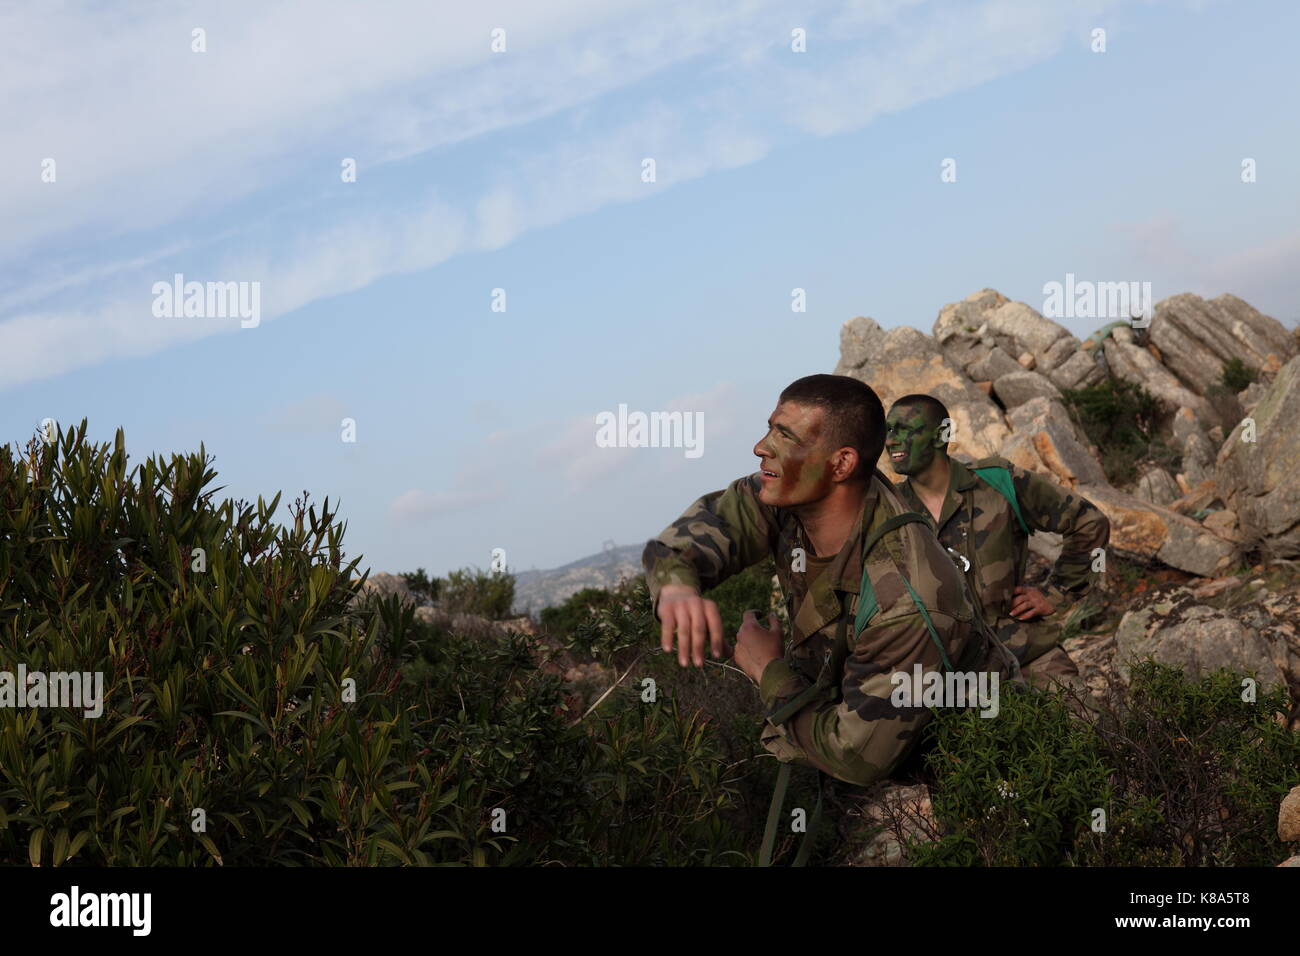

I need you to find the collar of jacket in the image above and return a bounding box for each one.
[900,456,978,530]
[786,471,891,647]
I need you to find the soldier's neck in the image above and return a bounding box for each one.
[910,453,952,503]
[795,478,871,557]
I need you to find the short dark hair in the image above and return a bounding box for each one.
[778,374,885,483]
[890,394,951,451]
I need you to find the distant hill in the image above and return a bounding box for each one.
[511,543,645,614]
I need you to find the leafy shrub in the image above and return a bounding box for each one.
[440,567,515,619]
[1060,379,1174,485]
[398,567,441,605]
[1220,358,1258,393]
[891,662,1300,866]
[0,422,752,866]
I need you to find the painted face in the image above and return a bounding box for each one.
[884,405,943,476]
[752,402,838,508]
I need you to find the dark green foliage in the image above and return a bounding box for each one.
[398,567,441,605]
[1061,379,1175,485]
[1220,358,1258,393]
[0,423,747,865]
[440,567,515,619]
[897,662,1300,866]
[539,586,616,640]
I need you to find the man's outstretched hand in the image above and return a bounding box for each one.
[657,584,725,667]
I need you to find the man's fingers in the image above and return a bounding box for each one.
[686,600,707,667]
[660,606,676,653]
[705,601,725,660]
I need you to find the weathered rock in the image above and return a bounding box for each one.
[836,316,1012,463]
[1115,594,1286,691]
[992,370,1062,410]
[933,288,1010,345]
[982,301,1077,374]
[1217,354,1300,555]
[1202,509,1240,541]
[1004,397,1107,487]
[1017,351,1036,370]
[1078,483,1237,576]
[1238,381,1267,414]
[1149,293,1297,397]
[1280,854,1300,867]
[837,783,935,866]
[1048,349,1106,391]
[1189,575,1245,599]
[1279,785,1300,842]
[1171,406,1207,450]
[1182,431,1217,488]
[1167,480,1219,516]
[1103,337,1207,414]
[969,347,1024,382]
[1135,467,1181,508]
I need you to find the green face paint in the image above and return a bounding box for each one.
[884,406,944,476]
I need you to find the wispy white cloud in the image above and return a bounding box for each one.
[1,0,1140,390]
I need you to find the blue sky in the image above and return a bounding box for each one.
[3,0,1297,580]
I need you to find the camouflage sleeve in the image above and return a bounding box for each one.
[1009,464,1110,604]
[756,606,967,787]
[641,473,777,617]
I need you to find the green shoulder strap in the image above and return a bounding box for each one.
[970,466,1030,535]
[758,509,951,867]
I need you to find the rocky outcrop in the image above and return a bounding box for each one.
[1217,355,1300,556]
[1102,327,1206,414]
[1003,397,1107,487]
[1077,484,1237,577]
[1114,590,1287,692]
[835,316,1013,464]
[1280,786,1300,842]
[1149,293,1296,398]
[833,287,1300,574]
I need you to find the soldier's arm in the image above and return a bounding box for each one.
[1009,464,1110,606]
[756,607,964,787]
[641,473,777,617]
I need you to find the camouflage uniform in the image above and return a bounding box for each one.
[642,469,979,787]
[893,455,1110,690]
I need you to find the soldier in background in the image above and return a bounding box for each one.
[642,374,1000,794]
[884,394,1110,692]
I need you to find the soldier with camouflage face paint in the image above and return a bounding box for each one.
[884,394,1110,691]
[642,375,992,789]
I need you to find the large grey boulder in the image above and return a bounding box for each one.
[1135,467,1181,508]
[1149,293,1297,398]
[1115,591,1287,692]
[992,370,1062,410]
[1002,397,1107,487]
[1217,354,1300,555]
[836,316,1013,464]
[1047,349,1107,391]
[1102,334,1207,415]
[1077,483,1237,576]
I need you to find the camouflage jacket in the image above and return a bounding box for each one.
[894,456,1110,664]
[642,469,974,787]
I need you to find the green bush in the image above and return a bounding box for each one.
[440,567,515,619]
[1220,358,1258,393]
[0,422,751,866]
[398,567,441,605]
[894,662,1300,866]
[1060,379,1174,485]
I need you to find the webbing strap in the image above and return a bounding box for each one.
[759,509,939,867]
[758,763,792,867]
[970,466,1030,535]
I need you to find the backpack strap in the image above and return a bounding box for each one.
[970,466,1030,535]
[758,509,950,866]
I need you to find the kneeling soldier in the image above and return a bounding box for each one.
[644,375,1003,861]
